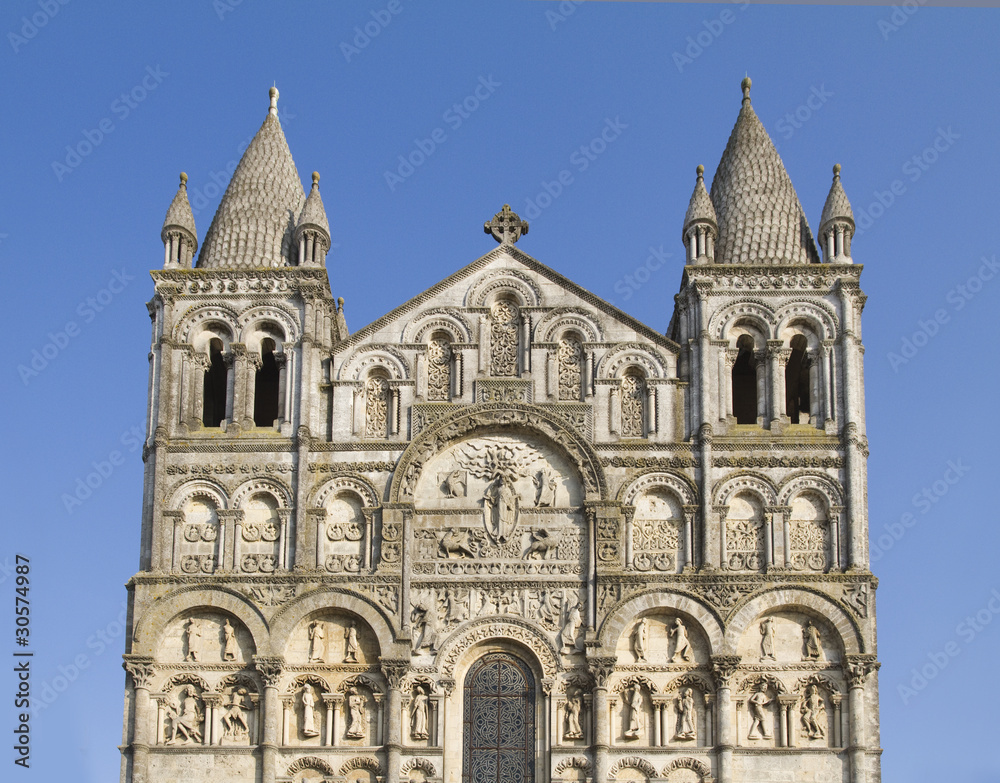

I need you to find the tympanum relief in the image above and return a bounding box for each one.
[737,612,839,664]
[160,613,254,663]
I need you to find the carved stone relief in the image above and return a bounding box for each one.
[558,337,583,401]
[364,375,390,438]
[288,614,374,665]
[631,489,684,573]
[618,615,708,666]
[159,614,254,663]
[736,612,838,664]
[426,336,452,401]
[164,684,205,745]
[620,373,645,438]
[788,494,830,572]
[725,494,765,572]
[490,300,520,377]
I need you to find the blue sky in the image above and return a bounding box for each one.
[2,2,998,781]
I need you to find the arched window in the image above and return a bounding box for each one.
[620,370,646,438]
[557,334,584,401]
[490,299,520,377]
[254,338,280,427]
[364,371,391,438]
[202,338,227,427]
[726,492,765,572]
[785,335,811,424]
[426,333,452,402]
[732,334,758,425]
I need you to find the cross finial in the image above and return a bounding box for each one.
[484,204,529,245]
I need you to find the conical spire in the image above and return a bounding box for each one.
[295,172,332,266]
[819,163,855,262]
[161,172,197,268]
[709,78,820,265]
[197,87,306,269]
[682,165,718,263]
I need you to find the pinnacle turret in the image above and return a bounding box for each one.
[682,165,718,263]
[295,172,332,267]
[819,163,855,262]
[161,172,197,268]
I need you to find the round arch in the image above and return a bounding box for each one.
[231,477,292,509]
[775,301,838,342]
[712,472,779,507]
[338,346,410,381]
[619,471,698,507]
[778,472,845,509]
[437,617,560,681]
[311,474,380,509]
[175,304,241,344]
[597,589,724,656]
[709,301,776,342]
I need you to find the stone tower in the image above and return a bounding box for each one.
[122,81,880,783]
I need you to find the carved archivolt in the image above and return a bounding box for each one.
[167,479,228,510]
[400,758,437,776]
[165,672,211,692]
[795,673,841,696]
[287,673,332,694]
[286,756,336,775]
[554,757,593,774]
[231,477,291,509]
[598,343,669,380]
[663,673,713,694]
[663,757,714,780]
[218,671,259,693]
[466,268,541,307]
[237,304,300,343]
[312,475,380,509]
[608,757,657,780]
[339,756,383,775]
[437,618,559,680]
[339,345,410,381]
[338,673,384,695]
[620,471,697,507]
[775,300,838,341]
[613,673,658,695]
[737,673,787,694]
[712,472,778,507]
[709,301,776,342]
[777,473,844,509]
[534,307,603,343]
[404,309,474,343]
[175,303,241,344]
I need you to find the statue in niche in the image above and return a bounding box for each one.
[299,683,320,738]
[184,618,202,662]
[439,528,476,559]
[344,621,360,663]
[441,470,467,499]
[345,686,367,739]
[410,685,429,740]
[308,621,326,663]
[624,685,643,739]
[800,685,827,739]
[524,528,560,560]
[802,622,824,661]
[166,686,204,744]
[411,597,440,653]
[632,618,648,662]
[533,467,558,507]
[759,618,776,661]
[483,473,520,544]
[559,601,583,654]
[222,620,238,661]
[747,684,772,740]
[674,688,697,740]
[221,688,251,740]
[669,618,693,663]
[564,688,584,740]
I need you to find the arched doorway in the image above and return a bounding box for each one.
[462,652,535,783]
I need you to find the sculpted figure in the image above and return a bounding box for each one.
[533,467,558,507]
[624,685,643,739]
[539,590,560,626]
[411,598,440,653]
[443,470,466,498]
[221,688,250,739]
[345,686,366,739]
[674,688,696,740]
[222,620,238,661]
[483,473,519,543]
[632,618,648,662]
[564,688,583,739]
[168,686,203,744]
[411,685,429,740]
[800,685,827,739]
[300,683,319,738]
[559,601,582,654]
[443,589,468,624]
[803,622,824,661]
[669,618,693,663]
[747,684,772,740]
[524,528,561,560]
[439,528,476,559]
[308,621,326,663]
[759,618,776,661]
[344,621,360,663]
[184,618,202,662]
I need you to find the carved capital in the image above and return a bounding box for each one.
[710,655,742,688]
[588,656,618,688]
[253,655,284,687]
[381,660,410,690]
[844,655,879,688]
[123,657,156,690]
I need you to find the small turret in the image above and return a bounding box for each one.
[295,171,332,267]
[819,164,855,262]
[682,164,718,263]
[161,172,198,268]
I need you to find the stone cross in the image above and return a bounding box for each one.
[484,204,529,244]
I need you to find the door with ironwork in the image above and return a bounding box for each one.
[462,652,536,783]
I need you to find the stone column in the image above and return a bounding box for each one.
[715,505,729,571]
[609,386,620,435]
[622,506,635,570]
[845,657,878,783]
[831,694,844,748]
[275,352,289,426]
[230,344,249,428]
[124,659,155,783]
[160,510,182,572]
[203,694,221,745]
[778,695,797,747]
[382,662,408,783]
[703,693,714,746]
[217,509,241,572]
[822,339,836,427]
[651,697,662,747]
[254,656,284,783]
[766,341,784,427]
[589,658,616,783]
[244,351,262,429]
[830,505,844,572]
[723,349,738,421]
[711,656,741,783]
[698,424,714,570]
[682,505,698,570]
[753,350,767,425]
[763,509,774,570]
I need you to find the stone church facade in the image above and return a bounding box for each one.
[121,81,880,783]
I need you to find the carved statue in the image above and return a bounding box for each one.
[221,688,250,739]
[564,688,584,740]
[669,618,693,663]
[632,618,648,662]
[747,684,772,740]
[533,467,558,507]
[524,528,560,560]
[411,598,440,653]
[559,601,582,654]
[184,618,202,662]
[759,618,776,661]
[439,528,476,559]
[483,473,519,544]
[624,685,643,739]
[538,589,560,627]
[800,685,826,739]
[802,622,824,661]
[411,685,429,740]
[443,589,468,624]
[222,620,238,661]
[308,621,326,663]
[300,683,319,738]
[167,686,204,744]
[344,621,360,663]
[674,688,696,740]
[442,469,466,498]
[345,686,366,739]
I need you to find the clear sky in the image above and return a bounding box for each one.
[2,2,998,782]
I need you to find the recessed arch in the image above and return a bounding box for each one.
[465,268,541,308]
[712,472,778,507]
[231,477,291,509]
[338,345,409,381]
[597,589,724,656]
[268,588,397,659]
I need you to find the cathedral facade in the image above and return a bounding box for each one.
[121,81,880,783]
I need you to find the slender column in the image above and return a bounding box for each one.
[683,505,697,570]
[589,659,615,783]
[763,511,774,570]
[274,353,288,426]
[831,694,843,747]
[254,657,284,783]
[124,660,155,783]
[245,351,262,428]
[723,349,737,421]
[323,695,335,746]
[203,695,220,745]
[281,698,291,746]
[767,341,783,427]
[362,509,375,570]
[845,658,878,783]
[223,351,236,425]
[646,385,656,434]
[703,693,714,746]
[715,505,729,570]
[754,350,767,424]
[382,663,407,783]
[303,508,325,572]
[160,510,182,572]
[585,352,595,399]
[609,386,620,435]
[777,696,790,747]
[717,347,726,421]
[276,509,291,570]
[699,426,715,569]
[712,656,740,783]
[622,507,635,570]
[375,694,385,745]
[652,698,661,747]
[830,506,844,571]
[332,694,344,746]
[170,512,184,572]
[823,340,836,426]
[217,510,241,572]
